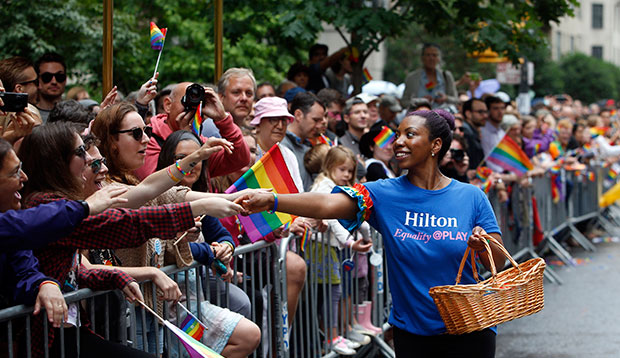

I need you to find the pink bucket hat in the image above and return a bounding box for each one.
[250,97,295,126]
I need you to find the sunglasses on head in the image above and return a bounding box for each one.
[40,72,67,84]
[114,126,152,141]
[74,145,87,159]
[89,157,107,174]
[18,77,38,86]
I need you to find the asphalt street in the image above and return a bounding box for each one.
[496,239,620,358]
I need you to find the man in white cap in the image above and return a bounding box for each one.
[356,92,379,126]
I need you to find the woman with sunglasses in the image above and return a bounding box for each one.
[90,103,261,357]
[17,121,246,358]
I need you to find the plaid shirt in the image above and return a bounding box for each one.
[26,192,195,358]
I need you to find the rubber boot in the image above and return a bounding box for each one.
[360,301,382,334]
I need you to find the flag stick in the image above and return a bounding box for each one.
[173,215,206,246]
[152,36,166,78]
[177,302,209,330]
[136,299,165,323]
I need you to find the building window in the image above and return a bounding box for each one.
[593,4,603,29]
[592,46,603,59]
[570,36,575,52]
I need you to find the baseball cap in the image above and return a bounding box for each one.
[356,92,379,105]
[379,95,402,112]
[250,97,294,126]
[284,87,307,103]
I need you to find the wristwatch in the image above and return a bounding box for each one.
[77,200,90,217]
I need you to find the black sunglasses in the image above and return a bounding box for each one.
[89,157,107,174]
[18,77,38,86]
[40,72,67,83]
[114,126,152,141]
[74,145,87,159]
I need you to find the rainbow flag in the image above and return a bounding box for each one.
[362,68,373,83]
[164,321,223,358]
[191,102,203,136]
[587,171,595,182]
[150,22,167,50]
[609,168,618,180]
[300,226,311,252]
[310,133,333,147]
[548,141,564,160]
[486,135,533,177]
[475,166,493,194]
[180,310,205,341]
[373,126,395,149]
[425,81,435,90]
[590,126,609,138]
[225,143,298,242]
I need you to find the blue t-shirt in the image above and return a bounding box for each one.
[334,176,501,335]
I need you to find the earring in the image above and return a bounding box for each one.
[431,152,435,157]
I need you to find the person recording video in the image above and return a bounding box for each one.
[439,134,469,183]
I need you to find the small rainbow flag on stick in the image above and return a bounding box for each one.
[178,303,207,341]
[373,126,395,149]
[225,143,298,242]
[191,102,203,136]
[363,68,373,83]
[486,135,533,177]
[310,133,333,147]
[300,226,311,252]
[150,21,167,78]
[608,168,618,180]
[164,321,223,358]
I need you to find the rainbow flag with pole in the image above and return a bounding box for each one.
[191,102,203,136]
[178,303,206,341]
[150,22,166,50]
[225,143,298,242]
[486,135,533,177]
[373,126,395,149]
[362,68,373,83]
[300,226,311,252]
[164,321,223,358]
[310,133,334,147]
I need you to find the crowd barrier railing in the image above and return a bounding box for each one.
[2,166,616,358]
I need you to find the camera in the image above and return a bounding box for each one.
[0,92,28,113]
[450,148,465,162]
[181,83,205,112]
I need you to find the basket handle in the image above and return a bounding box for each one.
[454,233,519,285]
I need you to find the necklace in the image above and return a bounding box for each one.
[431,175,446,191]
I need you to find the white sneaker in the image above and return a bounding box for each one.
[341,336,361,349]
[332,336,356,355]
[347,329,371,345]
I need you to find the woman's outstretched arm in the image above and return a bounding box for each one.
[243,192,358,220]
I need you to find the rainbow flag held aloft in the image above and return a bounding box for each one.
[225,143,298,242]
[300,226,311,252]
[180,309,206,341]
[590,126,609,138]
[150,22,167,50]
[362,68,373,83]
[163,321,223,358]
[373,126,395,149]
[191,102,203,137]
[486,135,533,177]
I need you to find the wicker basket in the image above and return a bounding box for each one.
[429,234,546,335]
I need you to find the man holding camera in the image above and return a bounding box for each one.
[0,57,41,145]
[134,82,250,181]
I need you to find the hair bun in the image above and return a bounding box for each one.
[434,109,455,130]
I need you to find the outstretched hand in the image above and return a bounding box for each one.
[85,186,130,215]
[240,192,274,215]
[101,86,118,110]
[137,73,159,106]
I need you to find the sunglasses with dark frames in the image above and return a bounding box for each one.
[455,126,464,132]
[74,145,87,159]
[114,126,152,141]
[40,72,67,83]
[18,78,38,86]
[88,157,107,174]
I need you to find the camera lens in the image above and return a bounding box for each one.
[181,83,205,111]
[450,149,465,162]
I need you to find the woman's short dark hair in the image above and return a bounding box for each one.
[156,130,209,192]
[422,43,441,54]
[19,121,84,201]
[407,109,455,161]
[287,62,310,82]
[0,138,13,172]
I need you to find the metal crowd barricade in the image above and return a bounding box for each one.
[0,240,283,358]
[278,228,394,358]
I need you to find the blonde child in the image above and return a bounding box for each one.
[307,146,372,355]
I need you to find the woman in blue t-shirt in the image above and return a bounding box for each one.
[243,109,505,358]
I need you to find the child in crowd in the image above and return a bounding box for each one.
[307,146,372,355]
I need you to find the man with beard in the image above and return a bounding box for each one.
[35,53,67,123]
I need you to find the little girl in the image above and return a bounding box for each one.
[307,146,372,355]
